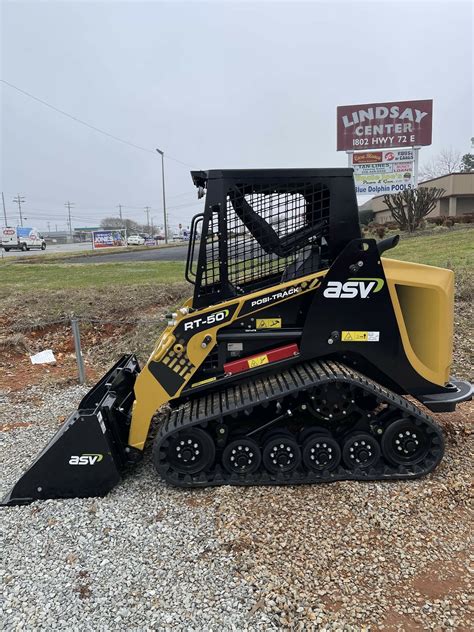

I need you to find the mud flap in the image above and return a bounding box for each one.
[1,355,141,506]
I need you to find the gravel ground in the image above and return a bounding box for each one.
[1,385,473,630]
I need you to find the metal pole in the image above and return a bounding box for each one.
[1,192,7,226]
[156,148,168,243]
[413,146,420,187]
[71,318,86,384]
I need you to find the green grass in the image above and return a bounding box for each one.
[0,261,185,291]
[0,228,471,294]
[384,228,473,270]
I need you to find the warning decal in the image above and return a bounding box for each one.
[256,318,282,329]
[248,354,269,368]
[342,331,380,342]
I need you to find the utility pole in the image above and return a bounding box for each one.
[55,223,58,232]
[144,206,151,233]
[156,148,168,243]
[13,194,25,226]
[117,204,123,224]
[65,201,75,239]
[1,192,7,226]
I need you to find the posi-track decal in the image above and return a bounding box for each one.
[239,277,321,317]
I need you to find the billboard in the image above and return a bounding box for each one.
[351,149,414,195]
[337,100,432,151]
[92,230,126,249]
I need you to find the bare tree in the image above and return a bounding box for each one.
[382,188,445,232]
[100,216,143,232]
[419,148,462,181]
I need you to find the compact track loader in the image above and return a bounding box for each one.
[3,169,472,505]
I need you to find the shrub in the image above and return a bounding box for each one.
[376,226,386,238]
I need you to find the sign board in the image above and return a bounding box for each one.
[351,149,414,195]
[92,230,126,249]
[337,100,432,150]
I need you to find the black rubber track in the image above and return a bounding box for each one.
[152,360,445,487]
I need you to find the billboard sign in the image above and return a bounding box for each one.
[337,100,432,150]
[92,230,126,249]
[351,149,414,195]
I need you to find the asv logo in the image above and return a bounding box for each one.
[184,309,229,332]
[323,278,384,299]
[69,454,104,465]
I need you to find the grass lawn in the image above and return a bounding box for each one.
[385,227,473,269]
[0,261,185,291]
[0,227,471,294]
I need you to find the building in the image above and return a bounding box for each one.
[361,172,474,224]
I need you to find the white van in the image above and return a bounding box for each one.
[1,227,46,251]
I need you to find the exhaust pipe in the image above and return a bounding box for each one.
[1,355,141,507]
[377,234,400,255]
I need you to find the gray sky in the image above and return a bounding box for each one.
[1,0,473,232]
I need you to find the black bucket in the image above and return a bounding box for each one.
[2,355,141,506]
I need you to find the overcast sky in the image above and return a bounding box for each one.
[1,0,472,232]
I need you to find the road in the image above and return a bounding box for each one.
[66,244,189,262]
[1,242,189,262]
[0,242,93,259]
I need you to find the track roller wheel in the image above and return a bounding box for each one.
[303,434,341,472]
[342,433,380,470]
[381,419,431,466]
[263,435,301,474]
[223,438,261,475]
[166,428,215,475]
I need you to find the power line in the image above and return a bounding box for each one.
[1,79,196,168]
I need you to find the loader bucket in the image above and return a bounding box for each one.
[1,355,141,507]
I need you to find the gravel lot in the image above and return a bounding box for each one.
[1,385,472,630]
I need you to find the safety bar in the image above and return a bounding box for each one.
[185,213,204,284]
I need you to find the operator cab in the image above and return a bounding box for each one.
[186,169,361,308]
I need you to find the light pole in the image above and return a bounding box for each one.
[156,148,168,244]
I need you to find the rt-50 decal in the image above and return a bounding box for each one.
[184,309,230,331]
[323,278,384,299]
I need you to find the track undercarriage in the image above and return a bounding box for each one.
[153,360,445,487]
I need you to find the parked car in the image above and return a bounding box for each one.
[127,234,146,246]
[1,226,46,251]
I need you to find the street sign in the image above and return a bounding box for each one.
[337,100,433,151]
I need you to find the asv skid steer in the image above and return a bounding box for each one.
[3,169,472,505]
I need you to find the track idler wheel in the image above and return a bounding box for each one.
[263,435,301,474]
[342,433,380,470]
[167,428,215,475]
[223,438,261,475]
[303,434,341,472]
[381,419,430,466]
